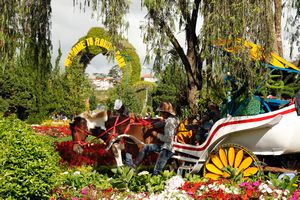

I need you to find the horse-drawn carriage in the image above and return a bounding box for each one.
[71,42,300,179]
[72,95,300,179]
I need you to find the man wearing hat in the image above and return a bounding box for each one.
[134,102,179,175]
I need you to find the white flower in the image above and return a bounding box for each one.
[263,183,269,189]
[266,187,273,194]
[73,171,80,175]
[138,171,150,176]
[225,187,232,193]
[213,185,219,191]
[233,188,240,195]
[154,190,192,200]
[165,175,185,191]
[62,171,69,175]
[219,184,226,190]
[275,189,282,195]
[200,185,205,190]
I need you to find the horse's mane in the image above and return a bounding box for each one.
[80,110,107,120]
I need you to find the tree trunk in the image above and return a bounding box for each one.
[274,0,283,56]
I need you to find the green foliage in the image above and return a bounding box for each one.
[129,171,152,192]
[110,167,176,193]
[0,116,61,199]
[106,84,144,113]
[128,170,176,194]
[0,96,9,113]
[258,71,300,99]
[58,166,111,191]
[152,54,188,116]
[222,165,245,184]
[63,58,94,115]
[52,166,111,199]
[111,166,135,190]
[146,170,176,194]
[0,59,35,120]
[184,173,205,183]
[89,95,97,111]
[266,172,299,193]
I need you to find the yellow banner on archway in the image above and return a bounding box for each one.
[64,37,127,70]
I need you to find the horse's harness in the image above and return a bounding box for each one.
[74,115,152,147]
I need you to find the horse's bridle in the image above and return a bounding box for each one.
[93,115,131,144]
[94,116,153,144]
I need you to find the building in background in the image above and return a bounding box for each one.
[141,73,158,83]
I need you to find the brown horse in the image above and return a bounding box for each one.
[69,116,90,154]
[70,110,163,166]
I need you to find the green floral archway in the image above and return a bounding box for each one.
[64,27,141,84]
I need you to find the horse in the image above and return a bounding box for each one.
[92,111,164,166]
[70,110,163,166]
[69,116,90,154]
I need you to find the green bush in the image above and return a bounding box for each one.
[0,116,61,199]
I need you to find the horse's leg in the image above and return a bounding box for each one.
[112,143,124,167]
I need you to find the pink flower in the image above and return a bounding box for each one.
[252,181,260,187]
[81,187,88,195]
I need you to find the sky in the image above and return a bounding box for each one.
[51,0,152,75]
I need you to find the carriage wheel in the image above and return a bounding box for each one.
[203,143,262,180]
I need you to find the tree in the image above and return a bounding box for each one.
[108,64,122,83]
[152,49,188,116]
[0,0,53,122]
[76,0,300,115]
[63,58,94,116]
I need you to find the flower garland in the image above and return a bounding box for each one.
[55,141,115,167]
[31,125,71,137]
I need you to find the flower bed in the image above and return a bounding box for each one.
[51,171,300,200]
[31,125,71,137]
[56,141,116,166]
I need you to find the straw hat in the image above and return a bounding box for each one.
[156,102,176,116]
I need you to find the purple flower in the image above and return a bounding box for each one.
[81,187,88,195]
[252,181,260,187]
[239,182,250,187]
[290,189,300,200]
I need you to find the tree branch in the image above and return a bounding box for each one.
[149,10,193,75]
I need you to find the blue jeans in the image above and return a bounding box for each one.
[135,144,173,175]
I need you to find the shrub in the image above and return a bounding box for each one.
[0,115,61,199]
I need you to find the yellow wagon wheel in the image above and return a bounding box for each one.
[203,143,262,180]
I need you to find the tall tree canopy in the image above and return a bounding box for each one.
[75,0,300,115]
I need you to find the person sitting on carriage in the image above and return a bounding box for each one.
[195,103,221,145]
[134,102,179,175]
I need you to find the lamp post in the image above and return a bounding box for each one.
[121,53,131,85]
